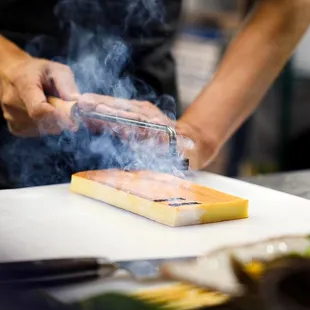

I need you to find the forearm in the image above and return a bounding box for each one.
[0,35,31,73]
[180,0,310,146]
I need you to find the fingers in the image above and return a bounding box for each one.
[7,121,41,137]
[3,103,62,136]
[176,134,198,169]
[40,62,80,131]
[78,93,130,112]
[77,93,173,139]
[78,93,145,114]
[12,76,70,135]
[22,85,54,120]
[1,58,82,136]
[41,63,80,131]
[45,62,80,101]
[175,120,220,170]
[7,61,53,121]
[78,93,170,123]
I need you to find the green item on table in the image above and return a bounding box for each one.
[74,293,165,310]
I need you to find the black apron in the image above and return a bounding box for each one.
[0,0,182,189]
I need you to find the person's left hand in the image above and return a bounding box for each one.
[77,93,174,139]
[76,94,212,170]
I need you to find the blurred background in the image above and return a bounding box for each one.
[172,0,310,178]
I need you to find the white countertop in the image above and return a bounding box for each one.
[0,171,309,263]
[1,171,309,302]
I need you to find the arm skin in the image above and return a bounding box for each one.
[0,34,30,98]
[0,36,29,117]
[177,0,310,169]
[0,34,33,103]
[0,35,31,72]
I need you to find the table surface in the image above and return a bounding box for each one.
[1,170,309,303]
[1,171,310,263]
[241,169,310,200]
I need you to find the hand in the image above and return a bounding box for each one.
[77,93,174,139]
[77,94,214,170]
[0,57,80,137]
[176,120,220,170]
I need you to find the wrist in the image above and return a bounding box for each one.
[179,84,230,142]
[180,77,251,144]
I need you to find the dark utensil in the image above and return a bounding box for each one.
[0,256,195,289]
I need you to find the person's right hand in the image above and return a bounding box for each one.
[0,56,80,137]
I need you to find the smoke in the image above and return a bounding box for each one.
[1,0,184,188]
[125,0,165,29]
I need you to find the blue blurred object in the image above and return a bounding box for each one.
[182,26,224,41]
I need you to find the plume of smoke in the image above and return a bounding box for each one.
[125,0,165,30]
[54,0,179,174]
[2,0,182,188]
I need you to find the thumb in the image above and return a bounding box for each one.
[45,63,80,101]
[21,84,65,135]
[22,84,54,121]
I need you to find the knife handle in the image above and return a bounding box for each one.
[0,258,108,280]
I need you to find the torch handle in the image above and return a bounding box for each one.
[47,96,178,156]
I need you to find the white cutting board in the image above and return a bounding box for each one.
[0,172,309,263]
